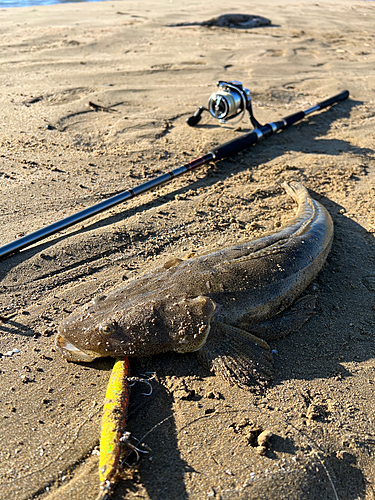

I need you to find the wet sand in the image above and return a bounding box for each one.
[0,0,375,498]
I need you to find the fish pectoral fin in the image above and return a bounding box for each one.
[218,323,271,351]
[240,295,316,341]
[196,321,273,391]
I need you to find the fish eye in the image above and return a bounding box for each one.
[99,321,116,336]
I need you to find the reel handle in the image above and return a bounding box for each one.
[186,106,206,126]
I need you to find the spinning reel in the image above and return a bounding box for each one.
[186,80,262,128]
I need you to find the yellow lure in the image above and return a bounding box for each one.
[99,357,130,487]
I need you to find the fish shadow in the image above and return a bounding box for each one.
[272,192,375,384]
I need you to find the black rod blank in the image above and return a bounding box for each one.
[0,90,349,259]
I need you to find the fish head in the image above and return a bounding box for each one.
[56,292,216,362]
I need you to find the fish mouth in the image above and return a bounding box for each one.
[55,333,101,362]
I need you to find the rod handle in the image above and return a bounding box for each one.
[282,111,306,128]
[210,130,259,160]
[317,90,349,109]
[281,90,349,129]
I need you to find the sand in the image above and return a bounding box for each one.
[0,0,375,498]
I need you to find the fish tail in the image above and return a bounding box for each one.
[282,181,308,203]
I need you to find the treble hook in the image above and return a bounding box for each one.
[126,372,156,396]
[120,431,150,467]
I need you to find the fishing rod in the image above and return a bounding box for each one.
[0,83,349,259]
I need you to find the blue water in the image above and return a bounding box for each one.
[2,0,373,7]
[1,0,107,7]
[1,0,372,9]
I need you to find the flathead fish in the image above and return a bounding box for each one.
[56,182,333,389]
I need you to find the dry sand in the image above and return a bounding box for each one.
[0,0,375,498]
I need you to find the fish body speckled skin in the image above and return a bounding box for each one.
[56,182,333,389]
